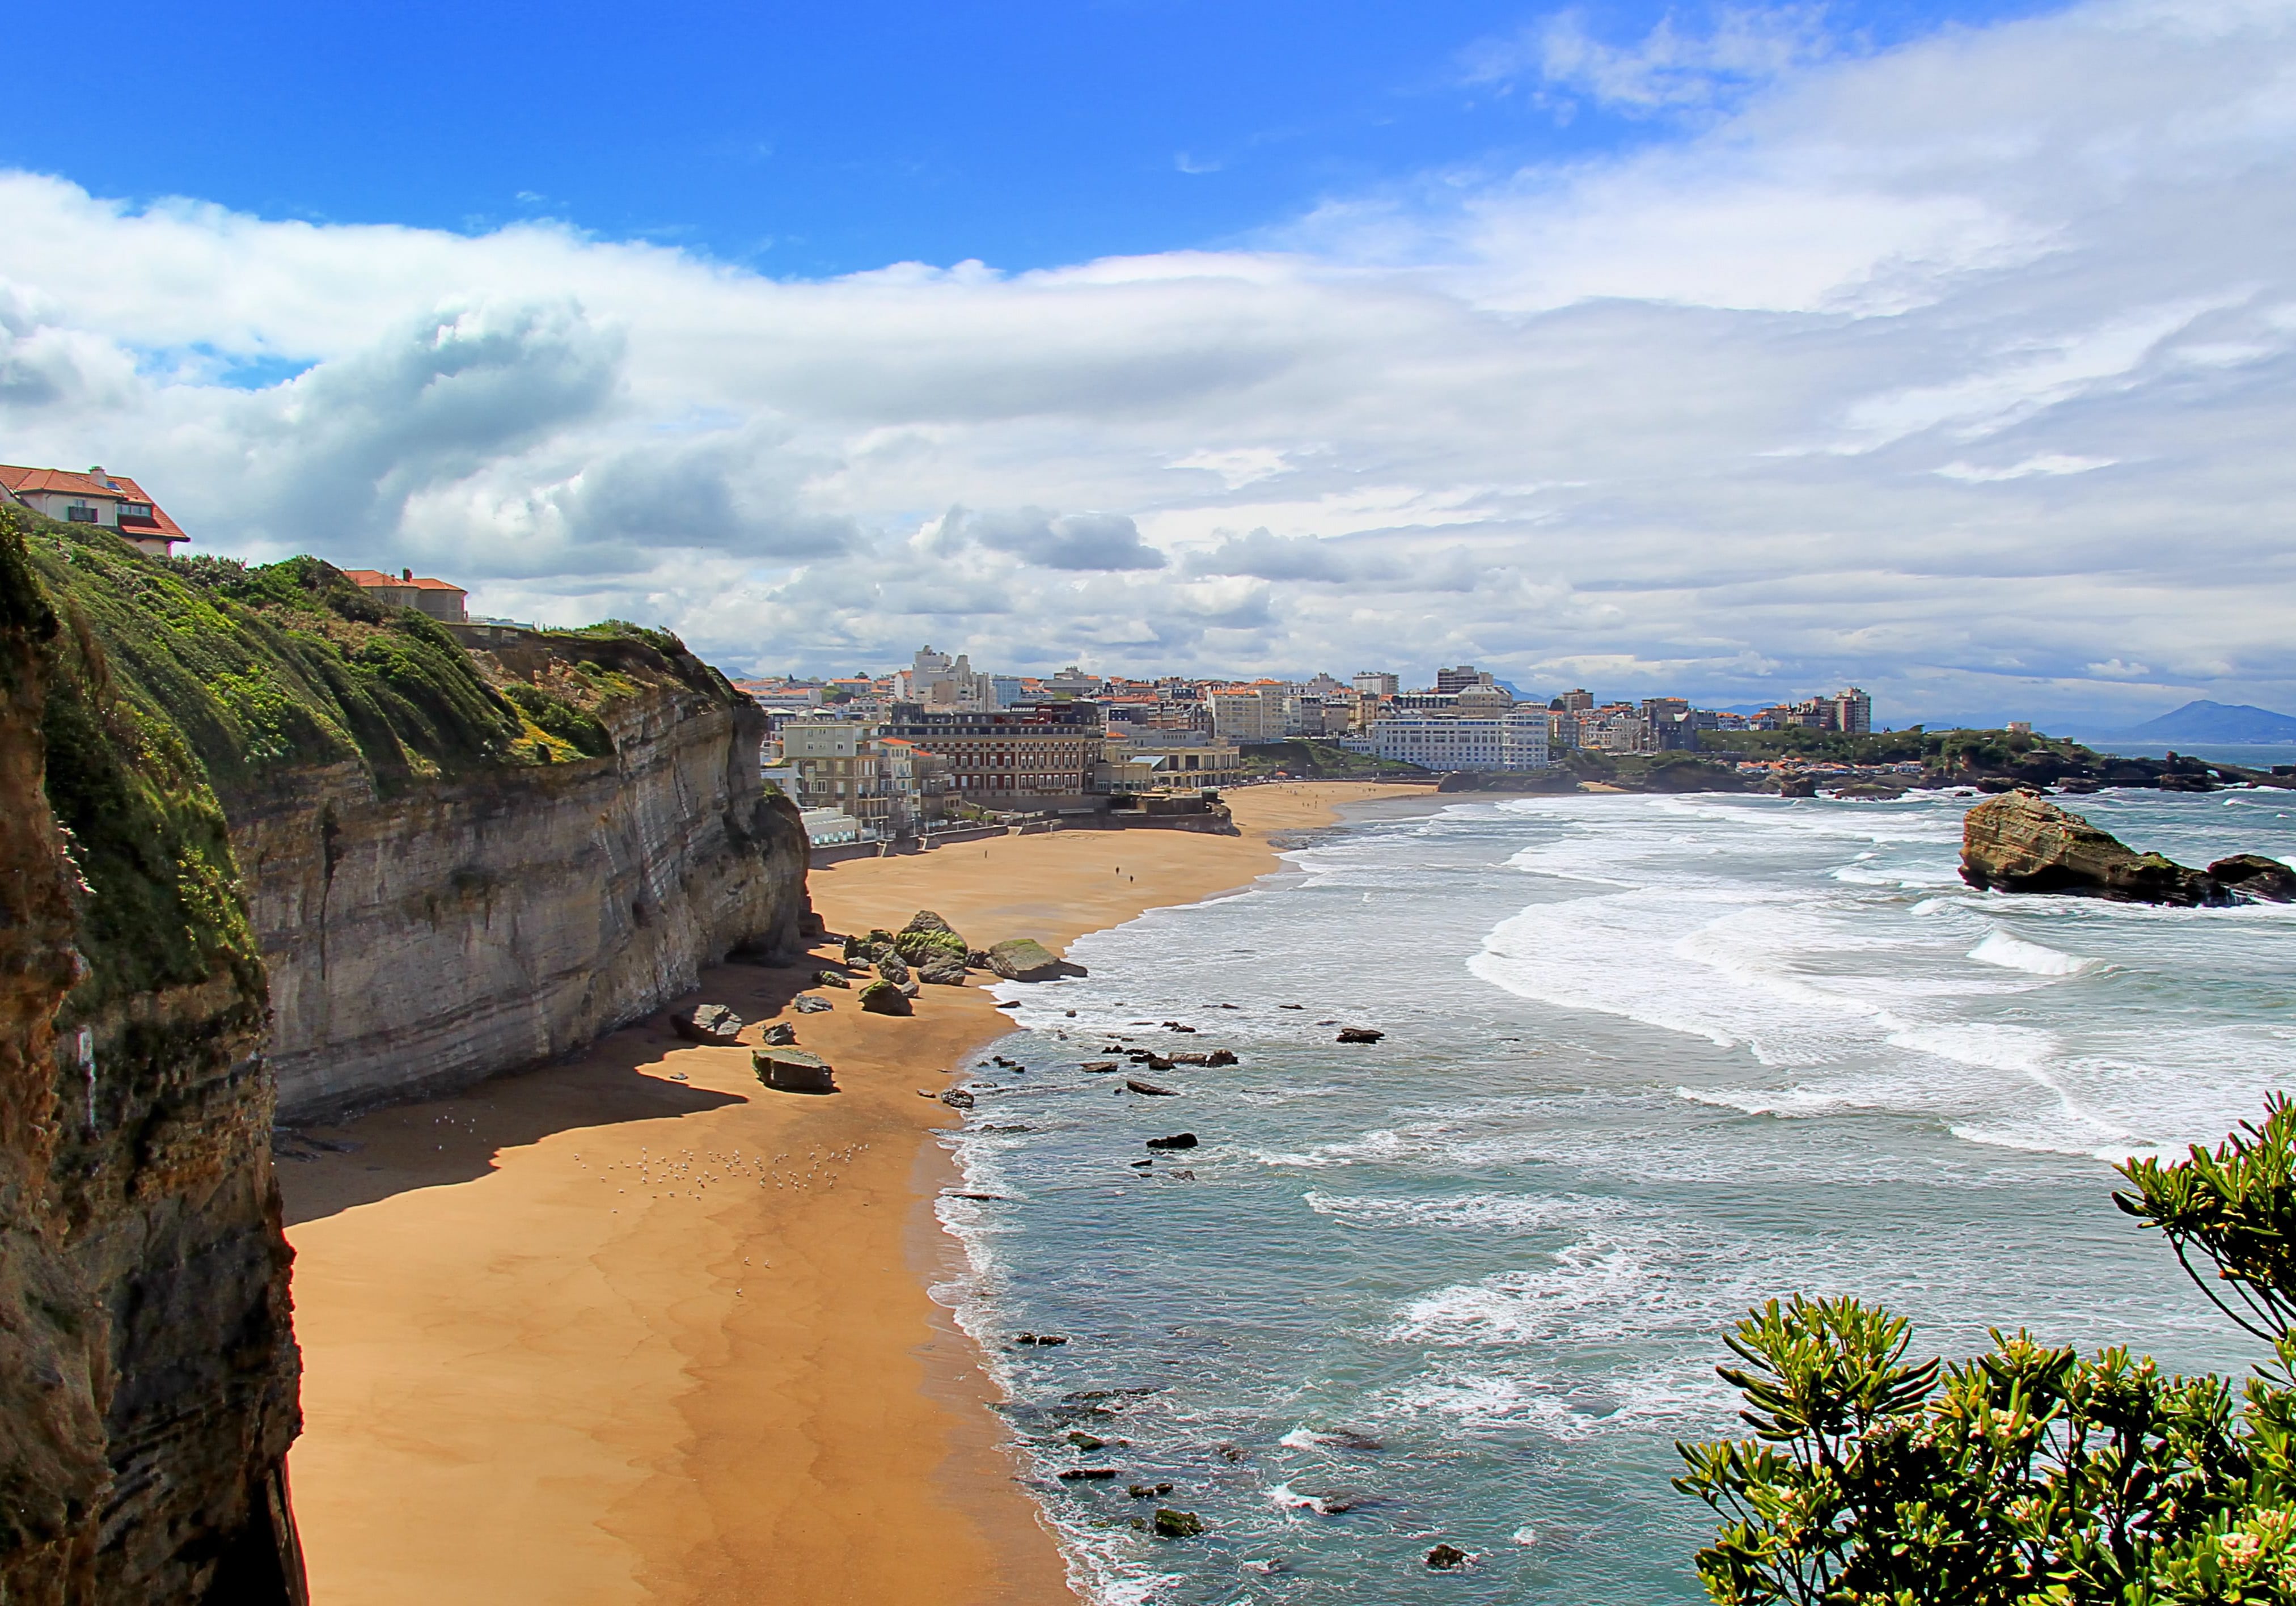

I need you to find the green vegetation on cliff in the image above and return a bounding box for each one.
[9,509,758,1009]
[16,512,744,813]
[4,511,263,1022]
[1702,725,2093,769]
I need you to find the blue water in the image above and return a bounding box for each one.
[936,789,2296,1604]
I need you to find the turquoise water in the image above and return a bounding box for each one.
[937,790,2296,1604]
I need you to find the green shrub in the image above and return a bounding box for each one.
[1681,1094,2296,1604]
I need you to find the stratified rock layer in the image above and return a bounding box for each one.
[1959,792,2228,906]
[240,666,807,1118]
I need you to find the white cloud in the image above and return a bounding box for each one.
[4,0,2296,725]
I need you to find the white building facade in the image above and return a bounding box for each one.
[1341,711,1551,771]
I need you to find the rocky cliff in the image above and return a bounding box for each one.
[0,511,304,1602]
[239,629,809,1117]
[22,527,810,1121]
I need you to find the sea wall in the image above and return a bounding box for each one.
[241,673,809,1119]
[0,514,304,1603]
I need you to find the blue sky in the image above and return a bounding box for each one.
[13,0,2040,274]
[2,0,2292,728]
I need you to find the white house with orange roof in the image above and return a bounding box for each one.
[0,464,188,557]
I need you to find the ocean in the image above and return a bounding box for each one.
[935,789,2296,1604]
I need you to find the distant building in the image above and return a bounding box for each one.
[1757,688,1873,735]
[1208,684,1293,742]
[883,700,1103,808]
[1342,710,1549,771]
[0,464,188,557]
[1103,728,1242,788]
[799,808,863,847]
[1353,670,1400,698]
[896,645,1000,711]
[779,720,889,834]
[343,568,470,623]
[1434,665,1495,694]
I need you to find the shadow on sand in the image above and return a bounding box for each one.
[277,956,842,1227]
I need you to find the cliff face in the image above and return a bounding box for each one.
[0,513,303,1602]
[20,529,809,1121]
[240,638,807,1118]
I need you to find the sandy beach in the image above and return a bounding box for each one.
[280,781,1431,1604]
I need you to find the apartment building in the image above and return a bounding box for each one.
[1352,670,1400,697]
[876,736,953,833]
[777,719,890,832]
[883,700,1104,807]
[1434,665,1496,694]
[1341,710,1550,771]
[1208,683,1293,742]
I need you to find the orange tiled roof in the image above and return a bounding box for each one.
[341,568,466,594]
[0,464,187,543]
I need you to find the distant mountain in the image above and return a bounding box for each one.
[2106,700,2296,743]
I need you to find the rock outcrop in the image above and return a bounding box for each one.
[2209,855,2296,902]
[987,938,1087,982]
[1,512,304,1602]
[1960,792,2229,905]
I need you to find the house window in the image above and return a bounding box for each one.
[66,504,99,523]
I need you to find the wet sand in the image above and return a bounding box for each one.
[280,781,1431,1604]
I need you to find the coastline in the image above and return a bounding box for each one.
[279,780,1431,1604]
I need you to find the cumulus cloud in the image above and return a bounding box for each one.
[3,0,2295,725]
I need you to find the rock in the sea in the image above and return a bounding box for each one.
[859,979,914,1016]
[792,993,833,1013]
[1204,1049,1238,1067]
[1426,1544,1469,1570]
[760,1021,797,1045]
[1081,1061,1119,1074]
[1060,1467,1120,1481]
[988,937,1088,982]
[814,969,852,989]
[752,1047,837,1093]
[2210,853,2296,902]
[1960,792,2229,906]
[939,1088,974,1109]
[919,958,970,986]
[1335,1027,1385,1044]
[1152,1508,1206,1537]
[1126,1079,1178,1096]
[671,1003,746,1045]
[1145,1132,1199,1150]
[1128,1482,1175,1499]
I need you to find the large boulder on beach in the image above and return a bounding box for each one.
[670,1003,745,1045]
[858,979,913,1016]
[987,937,1087,982]
[2210,854,2296,902]
[875,952,912,985]
[1960,792,2229,906]
[919,958,970,986]
[895,910,972,966]
[752,1047,836,1093]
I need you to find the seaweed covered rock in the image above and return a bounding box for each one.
[895,910,971,966]
[858,979,913,1016]
[1960,792,2228,906]
[987,938,1086,982]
